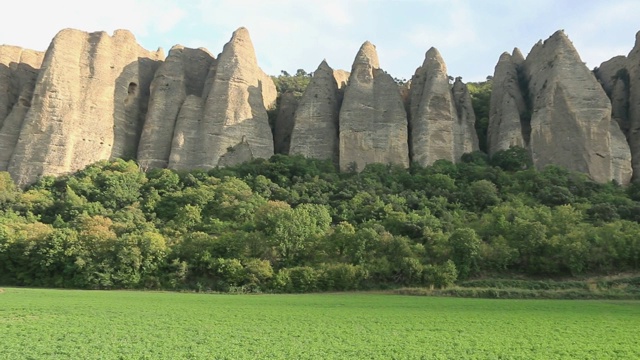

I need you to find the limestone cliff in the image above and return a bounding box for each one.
[628,31,640,180]
[289,60,341,162]
[452,78,480,155]
[338,42,409,171]
[171,27,276,169]
[7,29,163,186]
[0,46,43,171]
[137,46,215,169]
[487,51,528,156]
[522,30,631,184]
[595,56,629,135]
[409,48,476,166]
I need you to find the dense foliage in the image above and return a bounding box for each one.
[467,79,492,153]
[1,150,639,292]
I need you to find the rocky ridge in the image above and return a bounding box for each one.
[1,27,640,185]
[490,30,633,184]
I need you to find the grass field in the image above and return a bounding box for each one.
[1,288,639,359]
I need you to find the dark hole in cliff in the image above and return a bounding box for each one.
[128,82,138,95]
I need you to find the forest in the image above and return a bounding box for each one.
[1,142,639,293]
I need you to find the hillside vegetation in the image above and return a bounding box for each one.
[1,148,640,293]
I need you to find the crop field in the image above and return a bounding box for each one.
[0,288,639,359]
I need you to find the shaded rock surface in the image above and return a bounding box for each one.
[628,31,640,180]
[137,46,215,170]
[175,27,276,169]
[522,30,631,184]
[0,46,44,171]
[595,56,630,135]
[338,42,409,171]
[289,60,341,162]
[452,78,480,155]
[409,48,477,166]
[8,29,163,186]
[487,51,528,155]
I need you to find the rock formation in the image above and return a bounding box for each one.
[7,29,163,186]
[170,27,276,170]
[137,46,215,169]
[628,31,640,180]
[521,30,631,184]
[409,48,478,166]
[289,60,341,162]
[452,78,480,155]
[2,26,640,185]
[338,42,409,171]
[0,46,44,171]
[595,56,629,135]
[487,50,528,156]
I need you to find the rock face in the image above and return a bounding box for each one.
[137,46,215,170]
[3,26,640,185]
[452,78,480,155]
[628,31,640,180]
[409,48,477,166]
[289,60,341,162]
[273,91,298,154]
[595,56,629,135]
[338,42,409,171]
[0,46,44,171]
[170,27,276,170]
[487,50,528,155]
[522,30,631,184]
[7,29,163,186]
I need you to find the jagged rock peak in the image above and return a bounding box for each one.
[512,48,525,64]
[353,41,380,69]
[333,69,350,89]
[170,26,275,169]
[498,52,512,62]
[522,30,632,184]
[231,27,251,41]
[487,49,527,156]
[409,46,469,166]
[339,42,409,171]
[289,59,340,162]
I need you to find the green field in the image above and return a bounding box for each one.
[0,288,639,359]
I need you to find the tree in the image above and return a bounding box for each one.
[490,146,532,171]
[448,228,481,279]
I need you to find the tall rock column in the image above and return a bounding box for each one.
[338,42,409,172]
[409,48,477,166]
[137,46,215,169]
[522,30,631,184]
[289,60,342,162]
[7,29,163,186]
[168,27,276,170]
[487,50,528,156]
[0,46,43,171]
[452,78,480,156]
[628,31,640,180]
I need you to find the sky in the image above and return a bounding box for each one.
[1,0,639,82]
